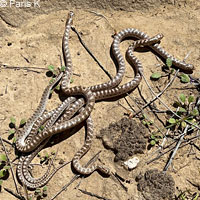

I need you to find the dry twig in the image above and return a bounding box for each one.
[78,188,112,200]
[133,69,179,117]
[163,125,189,171]
[71,26,112,80]
[50,151,101,200]
[4,187,25,200]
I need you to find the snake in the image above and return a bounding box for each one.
[16,11,194,153]
[72,34,165,176]
[17,97,76,189]
[16,11,194,188]
[16,34,157,188]
[15,71,63,150]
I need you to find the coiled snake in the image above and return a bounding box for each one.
[16,11,194,188]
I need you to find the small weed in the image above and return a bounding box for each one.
[35,186,48,199]
[37,150,55,165]
[19,119,26,128]
[150,58,173,80]
[46,65,73,93]
[150,58,191,84]
[180,74,190,83]
[176,189,199,200]
[149,132,163,147]
[0,153,11,185]
[141,114,154,127]
[168,93,199,130]
[166,57,172,68]
[151,72,162,80]
[8,117,26,144]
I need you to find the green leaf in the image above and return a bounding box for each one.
[149,120,154,125]
[191,108,199,116]
[154,138,158,142]
[3,165,11,170]
[179,94,186,104]
[0,154,7,162]
[188,95,194,104]
[10,117,16,124]
[0,180,3,185]
[179,107,187,113]
[166,58,172,68]
[49,78,55,84]
[142,114,147,119]
[44,151,49,158]
[43,186,47,192]
[193,193,199,200]
[180,74,190,83]
[35,188,41,194]
[70,78,74,83]
[48,65,54,72]
[186,118,195,123]
[142,120,147,125]
[9,129,15,135]
[12,137,16,144]
[168,118,176,124]
[150,140,156,146]
[0,169,6,178]
[151,72,161,80]
[55,84,60,90]
[20,119,26,126]
[181,121,187,128]
[170,68,175,74]
[53,70,58,75]
[41,157,45,162]
[150,135,155,140]
[60,66,66,72]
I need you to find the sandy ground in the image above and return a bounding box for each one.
[0,2,200,200]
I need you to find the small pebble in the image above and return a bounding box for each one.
[124,157,139,169]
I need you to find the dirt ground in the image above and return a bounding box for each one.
[0,1,200,200]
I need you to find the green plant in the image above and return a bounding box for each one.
[150,72,162,80]
[141,114,154,127]
[149,132,163,146]
[47,65,73,92]
[168,93,199,130]
[150,58,173,80]
[8,117,26,144]
[37,150,56,165]
[180,74,190,83]
[0,154,11,185]
[34,186,48,199]
[177,189,199,200]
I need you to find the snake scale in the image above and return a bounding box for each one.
[16,11,194,188]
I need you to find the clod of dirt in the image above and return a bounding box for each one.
[136,169,175,200]
[98,117,147,162]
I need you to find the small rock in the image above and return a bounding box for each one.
[124,157,140,169]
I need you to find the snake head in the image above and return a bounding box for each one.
[66,11,74,26]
